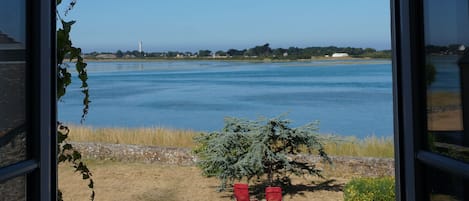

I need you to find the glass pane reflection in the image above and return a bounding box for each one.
[0,0,27,168]
[425,167,469,201]
[0,175,26,201]
[424,0,469,162]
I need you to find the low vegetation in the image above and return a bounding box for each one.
[343,177,395,201]
[66,125,394,158]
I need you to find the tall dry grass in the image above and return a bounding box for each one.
[66,125,394,158]
[67,125,198,148]
[322,135,394,158]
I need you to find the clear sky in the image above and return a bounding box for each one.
[61,0,391,53]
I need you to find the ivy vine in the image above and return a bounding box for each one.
[56,0,94,200]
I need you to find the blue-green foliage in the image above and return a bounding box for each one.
[343,177,395,201]
[193,116,331,191]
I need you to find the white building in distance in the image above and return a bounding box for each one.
[138,41,143,53]
[332,53,349,58]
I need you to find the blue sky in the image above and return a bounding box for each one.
[61,0,391,53]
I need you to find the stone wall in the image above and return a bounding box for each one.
[70,142,395,177]
[71,142,197,166]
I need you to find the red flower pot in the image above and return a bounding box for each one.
[233,183,250,201]
[265,186,282,201]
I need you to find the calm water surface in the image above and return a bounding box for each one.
[59,60,393,137]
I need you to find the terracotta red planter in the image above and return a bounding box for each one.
[233,183,250,201]
[265,186,282,201]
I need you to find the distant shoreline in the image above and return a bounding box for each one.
[79,57,391,63]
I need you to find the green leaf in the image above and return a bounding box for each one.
[61,20,76,33]
[72,150,82,160]
[76,61,87,72]
[62,143,73,151]
[58,132,68,144]
[58,155,67,163]
[88,180,94,188]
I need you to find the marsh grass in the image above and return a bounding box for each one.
[67,125,199,148]
[321,135,394,158]
[66,125,394,158]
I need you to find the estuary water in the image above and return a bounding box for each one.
[59,60,393,137]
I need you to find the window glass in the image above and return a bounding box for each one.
[0,175,26,201]
[0,0,27,168]
[424,0,469,162]
[425,167,469,201]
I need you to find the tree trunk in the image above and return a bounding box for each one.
[268,165,273,186]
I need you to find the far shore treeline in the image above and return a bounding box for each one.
[79,43,392,60]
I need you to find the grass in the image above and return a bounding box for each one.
[66,125,394,158]
[67,125,198,148]
[322,135,394,158]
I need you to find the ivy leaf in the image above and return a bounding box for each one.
[58,132,68,144]
[61,20,76,33]
[58,155,67,163]
[72,150,82,161]
[69,47,80,61]
[88,180,94,188]
[76,61,87,73]
[62,143,73,151]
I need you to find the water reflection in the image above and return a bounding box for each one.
[426,167,468,201]
[426,56,463,131]
[424,0,469,163]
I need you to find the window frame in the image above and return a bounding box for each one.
[3,0,469,200]
[0,0,56,200]
[392,0,469,200]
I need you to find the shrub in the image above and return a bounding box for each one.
[193,116,331,191]
[343,177,395,201]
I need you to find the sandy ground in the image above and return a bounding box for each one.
[59,160,346,201]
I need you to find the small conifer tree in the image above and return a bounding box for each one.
[193,116,331,191]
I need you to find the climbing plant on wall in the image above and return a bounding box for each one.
[56,0,94,200]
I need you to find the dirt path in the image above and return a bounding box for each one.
[59,160,346,201]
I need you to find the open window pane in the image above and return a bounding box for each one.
[424,0,469,162]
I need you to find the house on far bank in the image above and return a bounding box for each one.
[96,54,117,59]
[124,54,136,59]
[332,52,349,58]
